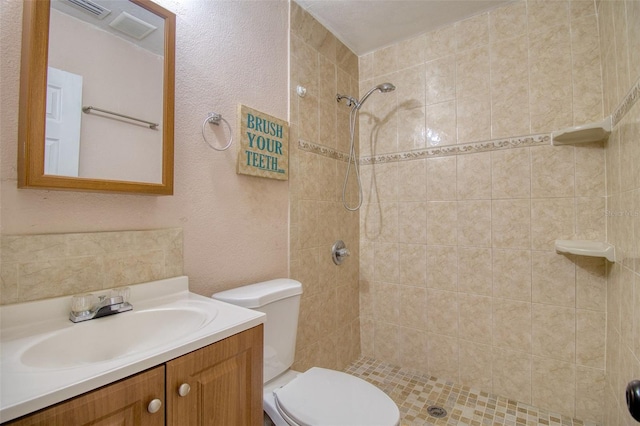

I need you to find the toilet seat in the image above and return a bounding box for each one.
[273,367,400,426]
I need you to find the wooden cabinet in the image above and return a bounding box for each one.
[5,366,165,426]
[166,324,263,426]
[4,325,263,426]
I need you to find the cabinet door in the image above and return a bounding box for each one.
[166,325,263,426]
[5,366,165,426]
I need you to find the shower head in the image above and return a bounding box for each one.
[356,82,396,109]
[376,82,396,93]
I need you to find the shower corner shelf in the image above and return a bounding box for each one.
[551,116,612,146]
[555,239,615,262]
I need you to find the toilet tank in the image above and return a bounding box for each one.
[212,279,303,383]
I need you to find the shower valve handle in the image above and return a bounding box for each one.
[331,240,350,265]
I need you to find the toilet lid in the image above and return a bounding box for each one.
[273,367,400,426]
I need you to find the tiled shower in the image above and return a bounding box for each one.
[289,0,640,424]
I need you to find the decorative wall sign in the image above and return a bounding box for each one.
[237,104,289,180]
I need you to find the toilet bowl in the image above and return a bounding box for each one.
[213,279,400,426]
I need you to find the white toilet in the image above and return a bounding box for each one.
[213,279,400,426]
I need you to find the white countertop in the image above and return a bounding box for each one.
[0,276,265,423]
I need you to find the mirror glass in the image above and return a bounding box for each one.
[18,0,174,195]
[47,0,164,183]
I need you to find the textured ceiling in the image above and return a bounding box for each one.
[295,0,513,56]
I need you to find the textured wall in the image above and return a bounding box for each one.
[0,0,289,300]
[358,0,607,422]
[288,2,361,372]
[599,0,640,424]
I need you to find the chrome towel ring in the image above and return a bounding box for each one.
[201,112,233,151]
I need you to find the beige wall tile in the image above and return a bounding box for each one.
[398,285,427,329]
[427,333,459,382]
[374,242,399,283]
[531,356,576,417]
[427,288,459,337]
[459,293,492,344]
[493,298,531,351]
[528,1,570,32]
[492,347,532,403]
[575,366,605,424]
[457,201,492,247]
[425,56,456,105]
[19,257,104,301]
[575,142,605,197]
[528,24,573,133]
[426,157,457,201]
[490,35,530,139]
[397,35,426,70]
[459,340,493,390]
[458,247,492,296]
[492,148,531,199]
[398,159,426,201]
[531,304,576,362]
[531,250,576,307]
[374,321,400,365]
[398,202,427,244]
[576,309,606,368]
[426,202,458,245]
[373,44,397,77]
[398,107,426,152]
[456,152,492,200]
[396,65,426,107]
[425,101,457,146]
[575,257,606,311]
[492,249,532,302]
[1,234,67,263]
[571,14,603,126]
[0,263,18,304]
[456,13,489,51]
[456,96,491,144]
[456,46,490,99]
[489,1,527,43]
[424,24,457,62]
[398,244,427,287]
[375,282,400,324]
[531,198,576,250]
[426,245,458,291]
[531,145,575,198]
[491,199,531,249]
[576,196,606,241]
[398,327,429,372]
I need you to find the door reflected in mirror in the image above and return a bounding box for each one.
[18,0,175,195]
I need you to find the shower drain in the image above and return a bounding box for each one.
[426,405,448,418]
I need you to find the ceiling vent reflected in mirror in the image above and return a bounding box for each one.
[109,11,157,40]
[62,0,111,20]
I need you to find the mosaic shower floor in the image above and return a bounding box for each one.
[345,357,599,426]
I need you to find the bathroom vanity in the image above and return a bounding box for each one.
[0,277,265,425]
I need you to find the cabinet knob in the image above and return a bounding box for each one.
[147,398,162,414]
[178,383,191,397]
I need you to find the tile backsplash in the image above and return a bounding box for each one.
[1,228,183,304]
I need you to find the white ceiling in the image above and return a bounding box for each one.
[295,0,513,56]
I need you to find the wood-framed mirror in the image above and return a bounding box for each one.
[18,0,175,195]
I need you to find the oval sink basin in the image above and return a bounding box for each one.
[21,307,217,368]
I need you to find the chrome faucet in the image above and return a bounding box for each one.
[69,292,133,323]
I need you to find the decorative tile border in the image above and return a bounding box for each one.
[360,134,551,165]
[298,134,551,165]
[612,77,640,126]
[298,75,639,166]
[297,140,351,162]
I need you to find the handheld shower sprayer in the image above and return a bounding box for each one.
[336,82,396,211]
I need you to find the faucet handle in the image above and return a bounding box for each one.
[110,287,130,303]
[71,294,95,314]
